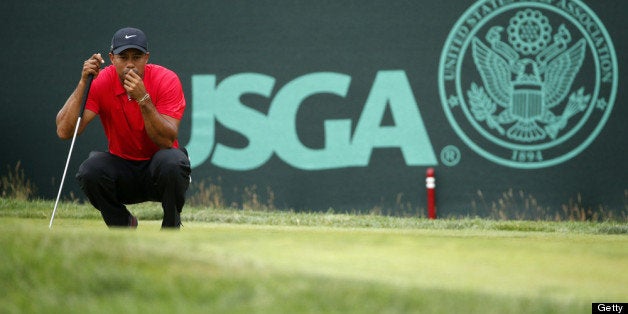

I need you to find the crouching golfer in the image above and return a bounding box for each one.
[56,27,191,228]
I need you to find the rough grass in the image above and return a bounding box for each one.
[1,198,626,235]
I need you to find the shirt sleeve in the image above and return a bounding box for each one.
[84,65,115,115]
[153,69,186,120]
[85,77,102,115]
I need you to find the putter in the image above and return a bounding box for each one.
[49,74,93,229]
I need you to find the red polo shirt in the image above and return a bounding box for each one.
[85,64,186,161]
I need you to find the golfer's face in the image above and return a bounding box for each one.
[111,49,149,82]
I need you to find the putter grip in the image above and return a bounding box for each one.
[79,74,94,118]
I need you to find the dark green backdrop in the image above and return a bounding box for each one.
[1,1,625,217]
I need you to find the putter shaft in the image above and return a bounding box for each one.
[49,117,82,228]
[49,74,93,229]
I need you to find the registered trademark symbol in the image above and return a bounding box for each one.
[440,145,461,166]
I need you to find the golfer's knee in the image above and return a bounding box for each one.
[76,152,109,184]
[153,149,191,179]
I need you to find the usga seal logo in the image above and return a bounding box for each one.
[438,0,617,169]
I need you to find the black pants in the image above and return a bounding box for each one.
[76,149,191,228]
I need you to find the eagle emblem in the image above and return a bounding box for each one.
[468,9,589,142]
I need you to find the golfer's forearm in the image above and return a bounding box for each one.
[56,85,85,139]
[139,101,178,148]
[145,118,178,148]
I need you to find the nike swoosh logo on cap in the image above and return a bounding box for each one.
[125,35,137,39]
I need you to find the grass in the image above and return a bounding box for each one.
[1,198,627,313]
[3,197,626,234]
[185,178,628,222]
[0,162,35,200]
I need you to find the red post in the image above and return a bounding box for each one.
[426,168,436,219]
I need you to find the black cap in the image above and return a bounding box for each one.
[110,27,148,54]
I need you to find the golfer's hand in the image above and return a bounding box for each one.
[123,70,147,102]
[82,53,104,81]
